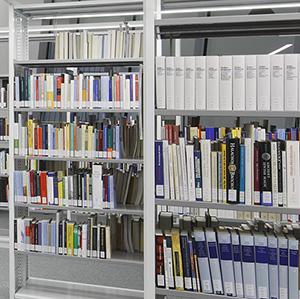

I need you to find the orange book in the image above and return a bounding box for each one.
[57,76,62,105]
[40,171,48,204]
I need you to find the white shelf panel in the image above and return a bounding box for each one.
[16,277,144,299]
[16,250,143,265]
[15,108,139,113]
[14,58,143,67]
[156,288,242,299]
[14,155,143,164]
[15,202,144,216]
[155,109,300,117]
[156,199,300,214]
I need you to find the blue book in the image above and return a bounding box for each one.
[239,144,245,204]
[277,129,286,140]
[51,221,56,254]
[194,139,202,201]
[180,232,193,291]
[130,74,133,105]
[103,124,108,157]
[205,128,215,140]
[155,141,164,198]
[115,125,120,159]
[93,80,98,103]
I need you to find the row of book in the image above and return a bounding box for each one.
[15,214,111,259]
[15,71,141,110]
[156,213,299,299]
[156,54,300,111]
[13,115,141,159]
[14,165,115,209]
[155,121,300,208]
[0,118,8,140]
[54,30,143,60]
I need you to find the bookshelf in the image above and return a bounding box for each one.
[149,2,300,299]
[9,1,144,299]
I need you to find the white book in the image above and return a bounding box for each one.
[240,229,256,299]
[244,138,252,206]
[162,140,170,199]
[211,148,218,203]
[195,56,206,110]
[201,139,212,202]
[156,57,166,109]
[231,229,244,297]
[219,56,232,110]
[174,57,185,110]
[278,234,288,299]
[257,55,271,111]
[267,231,278,299]
[92,164,102,209]
[286,141,300,208]
[171,144,180,200]
[206,228,223,295]
[288,232,299,299]
[233,55,245,110]
[186,144,196,201]
[206,56,219,110]
[271,54,284,111]
[194,228,213,294]
[218,228,236,296]
[245,55,257,111]
[271,141,279,207]
[168,144,175,200]
[184,56,196,110]
[176,145,184,201]
[179,138,189,202]
[254,232,269,299]
[133,31,141,58]
[285,54,298,111]
[166,57,175,109]
[282,149,287,207]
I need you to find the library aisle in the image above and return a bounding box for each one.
[0,1,300,299]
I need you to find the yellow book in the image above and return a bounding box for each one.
[27,119,33,155]
[46,74,54,108]
[87,125,93,157]
[189,127,198,142]
[221,142,227,202]
[57,171,64,206]
[231,128,242,139]
[66,222,74,256]
[171,228,184,291]
[219,127,226,139]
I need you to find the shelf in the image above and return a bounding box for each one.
[156,288,242,299]
[14,155,143,164]
[0,109,8,118]
[15,277,144,299]
[15,202,144,216]
[155,109,300,117]
[16,250,143,265]
[0,172,8,178]
[156,12,300,39]
[0,203,8,210]
[15,108,140,114]
[155,199,300,214]
[14,58,143,67]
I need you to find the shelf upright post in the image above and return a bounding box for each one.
[144,0,155,298]
[8,4,15,299]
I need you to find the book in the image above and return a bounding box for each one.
[184,57,196,110]
[219,56,232,111]
[206,56,219,110]
[285,54,298,111]
[174,57,185,110]
[156,56,166,109]
[245,55,257,111]
[232,55,245,111]
[271,54,284,111]
[195,56,206,110]
[257,55,271,111]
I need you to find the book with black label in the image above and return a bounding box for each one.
[226,138,240,203]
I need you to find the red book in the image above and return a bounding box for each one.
[115,75,120,102]
[34,127,38,154]
[35,76,39,103]
[253,141,261,205]
[98,129,103,152]
[38,127,43,154]
[40,171,48,205]
[29,170,35,201]
[135,74,139,102]
[173,125,180,145]
[155,234,165,288]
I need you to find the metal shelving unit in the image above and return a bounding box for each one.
[15,202,144,216]
[156,199,300,215]
[14,155,143,164]
[14,58,143,67]
[15,108,140,113]
[8,1,145,299]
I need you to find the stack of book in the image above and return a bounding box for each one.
[156,213,300,299]
[15,213,111,259]
[54,30,143,60]
[156,54,300,111]
[15,71,141,110]
[14,165,115,208]
[155,120,300,209]
[13,115,141,159]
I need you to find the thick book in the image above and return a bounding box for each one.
[233,55,245,111]
[219,55,232,110]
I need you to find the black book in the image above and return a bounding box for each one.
[100,226,106,259]
[277,140,285,207]
[226,138,240,203]
[259,141,272,206]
